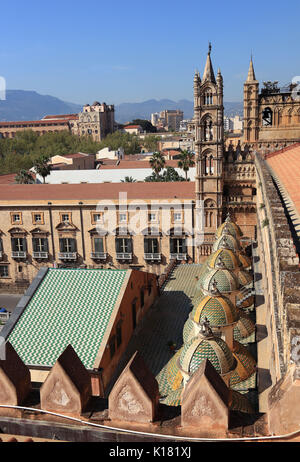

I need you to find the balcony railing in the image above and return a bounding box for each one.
[116,252,132,261]
[91,252,107,260]
[170,253,187,261]
[11,251,27,259]
[58,252,77,260]
[144,253,161,261]
[33,251,49,259]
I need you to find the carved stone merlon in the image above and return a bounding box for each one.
[40,345,92,415]
[0,342,31,406]
[108,351,159,424]
[181,359,229,432]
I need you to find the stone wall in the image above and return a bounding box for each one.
[255,153,300,434]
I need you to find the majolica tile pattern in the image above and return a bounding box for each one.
[8,268,128,369]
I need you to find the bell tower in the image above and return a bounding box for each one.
[243,56,259,146]
[194,44,225,260]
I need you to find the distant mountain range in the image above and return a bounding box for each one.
[0,90,243,123]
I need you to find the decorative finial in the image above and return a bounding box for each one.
[210,278,219,295]
[225,212,231,223]
[216,255,226,269]
[200,317,213,337]
[208,42,212,55]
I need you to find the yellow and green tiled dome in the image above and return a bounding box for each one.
[200,268,240,294]
[212,234,241,252]
[215,215,243,240]
[206,248,242,271]
[230,340,256,387]
[237,292,255,310]
[233,312,255,344]
[191,293,240,327]
[179,335,236,377]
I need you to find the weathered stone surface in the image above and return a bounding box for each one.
[108,351,159,423]
[0,342,31,406]
[181,359,229,432]
[40,345,92,415]
[268,364,300,435]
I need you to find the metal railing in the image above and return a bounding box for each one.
[11,251,27,259]
[91,252,107,260]
[170,253,187,261]
[144,253,161,261]
[116,252,132,260]
[33,251,49,259]
[58,252,77,260]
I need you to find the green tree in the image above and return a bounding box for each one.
[34,156,52,183]
[143,134,160,153]
[15,169,35,184]
[98,131,141,155]
[121,176,137,182]
[149,152,166,179]
[145,167,185,182]
[177,150,195,180]
[131,119,157,133]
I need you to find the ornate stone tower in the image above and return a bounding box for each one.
[194,44,225,261]
[243,57,259,145]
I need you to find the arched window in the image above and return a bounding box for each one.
[262,107,273,126]
[209,155,214,175]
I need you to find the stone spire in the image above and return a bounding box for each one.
[247,55,257,82]
[202,42,216,84]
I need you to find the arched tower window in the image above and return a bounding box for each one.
[262,107,273,126]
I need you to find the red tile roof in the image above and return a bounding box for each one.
[0,173,17,184]
[124,125,142,129]
[0,182,195,202]
[42,114,78,120]
[266,143,300,216]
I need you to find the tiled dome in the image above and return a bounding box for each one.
[237,292,255,309]
[179,334,236,377]
[215,215,243,239]
[191,293,240,327]
[183,318,197,343]
[212,234,241,252]
[234,312,255,343]
[206,248,242,271]
[230,340,256,387]
[200,268,240,294]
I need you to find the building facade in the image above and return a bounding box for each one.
[71,102,115,142]
[243,58,300,152]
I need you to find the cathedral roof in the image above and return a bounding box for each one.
[233,312,256,343]
[237,269,253,287]
[179,335,236,377]
[191,293,240,327]
[206,248,242,271]
[212,234,241,252]
[215,215,243,239]
[230,340,256,387]
[200,267,240,294]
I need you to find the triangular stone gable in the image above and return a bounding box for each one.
[181,359,229,432]
[0,342,31,405]
[40,345,91,415]
[109,351,159,423]
[55,222,78,232]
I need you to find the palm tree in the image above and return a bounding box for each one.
[15,169,35,184]
[149,152,166,179]
[121,176,137,183]
[177,150,195,181]
[34,156,51,183]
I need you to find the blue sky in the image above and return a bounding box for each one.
[1,0,299,104]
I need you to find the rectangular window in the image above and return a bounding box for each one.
[59,238,76,253]
[32,212,44,225]
[144,238,159,253]
[170,238,187,254]
[11,213,22,224]
[11,237,26,252]
[116,238,132,253]
[91,212,103,224]
[118,212,127,223]
[0,266,9,278]
[173,212,182,222]
[32,238,48,252]
[60,213,72,223]
[148,212,157,222]
[93,237,104,253]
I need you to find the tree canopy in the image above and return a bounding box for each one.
[131,119,157,133]
[145,167,186,182]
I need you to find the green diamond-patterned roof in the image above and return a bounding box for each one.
[191,293,239,327]
[8,268,128,370]
[200,268,240,293]
[206,248,241,270]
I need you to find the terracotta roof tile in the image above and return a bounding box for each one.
[0,182,195,202]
